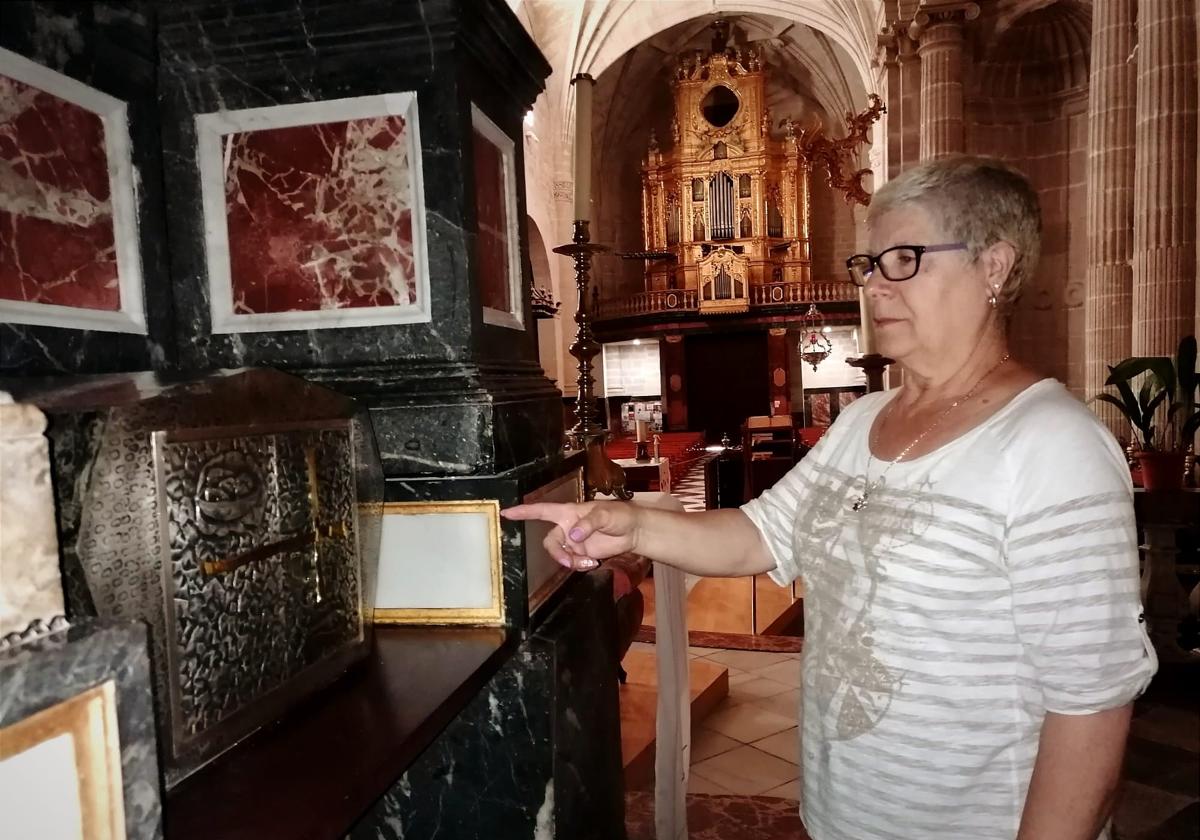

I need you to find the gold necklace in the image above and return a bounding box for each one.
[850,353,1011,512]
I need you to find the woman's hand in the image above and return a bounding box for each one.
[501,501,640,571]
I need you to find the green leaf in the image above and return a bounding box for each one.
[1110,376,1144,426]
[1093,393,1131,415]
[1138,375,1157,410]
[1106,357,1163,386]
[1145,388,1168,417]
[1182,410,1200,442]
[1146,358,1177,403]
[1093,393,1152,447]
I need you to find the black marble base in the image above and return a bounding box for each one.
[306,360,564,478]
[352,570,625,840]
[0,619,163,840]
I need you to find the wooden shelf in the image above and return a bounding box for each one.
[165,627,514,840]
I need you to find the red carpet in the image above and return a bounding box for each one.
[625,791,809,840]
[634,625,803,653]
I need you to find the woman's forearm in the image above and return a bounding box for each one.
[1016,706,1132,840]
[633,507,777,578]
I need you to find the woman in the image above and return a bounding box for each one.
[504,156,1156,840]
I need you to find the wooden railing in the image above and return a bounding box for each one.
[751,280,858,306]
[595,281,857,320]
[595,289,699,319]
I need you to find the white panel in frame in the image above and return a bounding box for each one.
[374,500,505,625]
[0,681,126,840]
[470,105,523,331]
[522,469,583,615]
[0,48,146,334]
[195,93,431,333]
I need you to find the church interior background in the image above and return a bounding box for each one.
[0,1,1196,839]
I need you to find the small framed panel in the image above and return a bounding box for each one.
[0,48,146,334]
[0,681,126,840]
[374,500,505,625]
[522,469,583,615]
[196,92,431,333]
[470,105,523,331]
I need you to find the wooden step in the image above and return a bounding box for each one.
[619,649,729,790]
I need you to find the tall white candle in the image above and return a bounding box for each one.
[572,73,594,221]
[858,287,876,355]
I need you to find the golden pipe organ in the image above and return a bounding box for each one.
[639,30,883,316]
[641,43,811,315]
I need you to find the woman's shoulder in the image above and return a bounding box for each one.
[989,375,1130,486]
[992,376,1106,438]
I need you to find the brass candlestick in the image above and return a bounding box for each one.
[553,220,631,500]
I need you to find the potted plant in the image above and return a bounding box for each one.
[1095,335,1198,490]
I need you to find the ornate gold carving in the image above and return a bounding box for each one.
[633,21,869,316]
[698,248,750,314]
[792,94,886,206]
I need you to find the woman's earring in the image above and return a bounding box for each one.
[988,289,998,309]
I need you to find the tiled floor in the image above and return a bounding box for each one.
[627,639,1198,838]
[628,641,804,800]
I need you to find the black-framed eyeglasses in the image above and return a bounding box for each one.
[845,243,968,286]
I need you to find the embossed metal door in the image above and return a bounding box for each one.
[154,422,361,761]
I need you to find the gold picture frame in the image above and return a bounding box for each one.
[373,500,505,626]
[523,469,584,615]
[0,680,126,840]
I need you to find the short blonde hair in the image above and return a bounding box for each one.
[867,155,1041,311]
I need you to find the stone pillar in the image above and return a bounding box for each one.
[1132,0,1198,355]
[876,29,902,180]
[1084,0,1136,433]
[767,327,791,416]
[911,2,979,160]
[897,29,922,170]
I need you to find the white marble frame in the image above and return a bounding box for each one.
[0,48,146,334]
[470,104,524,331]
[195,93,431,334]
[373,500,505,626]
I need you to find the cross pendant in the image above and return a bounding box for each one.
[851,492,869,512]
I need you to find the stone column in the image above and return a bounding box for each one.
[897,29,922,169]
[1084,0,1136,433]
[910,2,979,160]
[767,327,791,416]
[661,334,688,431]
[1132,0,1198,355]
[876,28,902,180]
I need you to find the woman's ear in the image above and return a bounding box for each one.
[979,240,1017,298]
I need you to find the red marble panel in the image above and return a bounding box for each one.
[0,74,120,311]
[472,127,510,313]
[223,115,416,314]
[838,391,857,410]
[809,392,831,427]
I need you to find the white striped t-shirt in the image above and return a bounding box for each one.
[741,378,1157,840]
